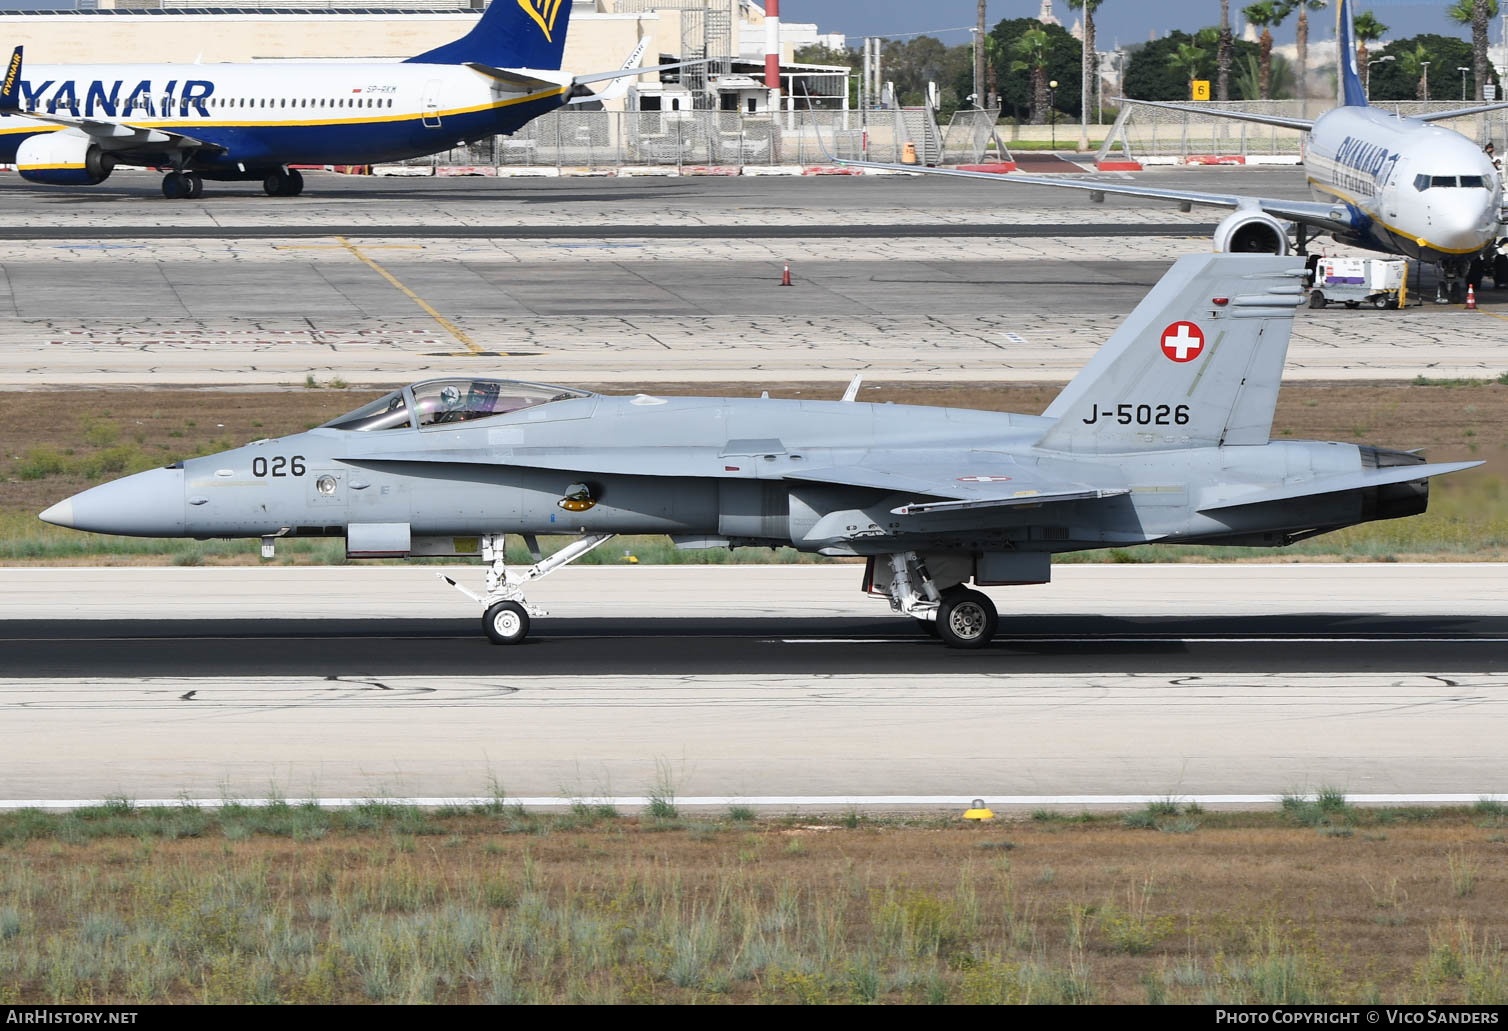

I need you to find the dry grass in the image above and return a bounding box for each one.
[3,381,1505,564]
[0,803,1504,1005]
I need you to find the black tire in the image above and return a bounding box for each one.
[936,589,997,650]
[183,173,203,199]
[1372,294,1390,310]
[286,169,305,196]
[263,171,284,196]
[161,172,187,200]
[1493,254,1508,289]
[483,601,530,645]
[1308,291,1326,309]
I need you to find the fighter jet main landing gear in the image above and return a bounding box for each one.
[879,552,999,649]
[441,533,616,645]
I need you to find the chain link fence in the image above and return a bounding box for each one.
[385,111,920,171]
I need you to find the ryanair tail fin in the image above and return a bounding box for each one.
[1337,0,1368,107]
[408,0,572,68]
[1036,255,1306,454]
[1,47,22,113]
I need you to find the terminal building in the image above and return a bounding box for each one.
[0,0,850,115]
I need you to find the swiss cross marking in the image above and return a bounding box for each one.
[1161,321,1205,363]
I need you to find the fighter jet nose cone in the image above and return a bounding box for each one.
[38,499,74,528]
[55,467,186,537]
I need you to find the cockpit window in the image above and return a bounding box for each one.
[410,379,589,428]
[1414,173,1431,192]
[1459,174,1487,188]
[1431,175,1459,188]
[324,390,412,432]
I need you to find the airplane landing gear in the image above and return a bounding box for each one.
[876,552,997,649]
[161,171,202,200]
[441,533,616,645]
[263,168,305,197]
[936,587,998,650]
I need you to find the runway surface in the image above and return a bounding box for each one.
[2,169,1500,386]
[1,565,1504,801]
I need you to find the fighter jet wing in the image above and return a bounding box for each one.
[782,451,1129,515]
[832,157,1360,235]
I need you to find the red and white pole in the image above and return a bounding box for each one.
[765,0,782,115]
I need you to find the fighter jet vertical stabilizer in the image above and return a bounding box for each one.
[1038,254,1306,452]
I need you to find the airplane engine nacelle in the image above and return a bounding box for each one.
[16,132,115,186]
[1213,210,1291,255]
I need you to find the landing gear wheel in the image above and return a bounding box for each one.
[484,601,530,645]
[936,589,997,650]
[264,169,304,197]
[183,172,203,199]
[1308,291,1326,309]
[161,172,187,200]
[1493,254,1508,289]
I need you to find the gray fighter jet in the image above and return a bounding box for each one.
[39,254,1478,648]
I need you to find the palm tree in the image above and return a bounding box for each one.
[1169,42,1211,97]
[1447,0,1498,101]
[1281,1,1326,105]
[1218,0,1234,101]
[1353,10,1389,94]
[1396,42,1434,101]
[1243,1,1291,99]
[1011,27,1053,125]
[1067,0,1102,145]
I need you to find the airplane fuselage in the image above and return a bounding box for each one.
[1302,106,1504,263]
[0,61,567,172]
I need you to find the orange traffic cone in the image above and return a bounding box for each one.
[781,261,792,287]
[1466,283,1477,310]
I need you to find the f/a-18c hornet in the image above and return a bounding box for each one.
[40,254,1478,649]
[838,0,1508,302]
[0,1,677,199]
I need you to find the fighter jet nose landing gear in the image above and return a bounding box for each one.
[937,587,999,650]
[441,532,616,645]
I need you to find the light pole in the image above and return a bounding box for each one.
[1422,60,1431,102]
[970,28,980,109]
[1048,79,1058,150]
[1367,54,1394,99]
[1459,66,1471,102]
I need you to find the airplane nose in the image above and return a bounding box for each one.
[39,466,185,536]
[1430,197,1495,251]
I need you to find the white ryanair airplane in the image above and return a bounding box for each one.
[841,0,1508,301]
[0,0,669,199]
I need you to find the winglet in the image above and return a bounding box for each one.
[1336,0,1368,108]
[1,47,22,114]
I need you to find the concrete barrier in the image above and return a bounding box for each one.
[372,165,432,176]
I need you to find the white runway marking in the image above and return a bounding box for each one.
[0,794,1500,811]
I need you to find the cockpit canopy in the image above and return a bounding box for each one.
[1413,173,1490,191]
[324,379,592,432]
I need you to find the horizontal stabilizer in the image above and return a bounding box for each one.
[1198,461,1483,512]
[463,63,564,93]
